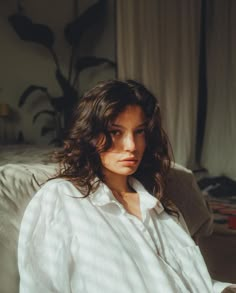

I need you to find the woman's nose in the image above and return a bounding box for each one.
[123,134,136,151]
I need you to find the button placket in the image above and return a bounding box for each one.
[144,215,163,256]
[126,212,159,254]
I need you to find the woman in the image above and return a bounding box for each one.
[18,80,235,292]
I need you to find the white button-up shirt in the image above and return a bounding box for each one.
[18,177,231,293]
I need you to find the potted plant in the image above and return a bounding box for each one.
[8,0,116,145]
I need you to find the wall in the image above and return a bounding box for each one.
[0,0,115,145]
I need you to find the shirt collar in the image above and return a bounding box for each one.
[90,182,121,207]
[128,177,164,216]
[89,177,164,215]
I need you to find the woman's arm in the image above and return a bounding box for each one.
[18,181,72,293]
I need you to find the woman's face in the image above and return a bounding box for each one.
[99,105,147,178]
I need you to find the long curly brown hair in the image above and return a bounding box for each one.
[54,79,177,215]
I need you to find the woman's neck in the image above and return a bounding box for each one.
[103,171,142,219]
[103,172,132,193]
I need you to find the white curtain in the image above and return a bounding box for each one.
[201,0,236,180]
[116,0,201,168]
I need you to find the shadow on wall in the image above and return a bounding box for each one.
[8,0,116,145]
[0,103,22,144]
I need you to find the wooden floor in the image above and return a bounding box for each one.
[199,231,236,283]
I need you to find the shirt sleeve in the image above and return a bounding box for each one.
[18,182,72,293]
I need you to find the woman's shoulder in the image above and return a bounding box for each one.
[41,177,74,189]
[22,179,86,225]
[27,179,84,213]
[39,178,83,198]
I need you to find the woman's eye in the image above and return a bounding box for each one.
[135,128,145,135]
[109,130,121,136]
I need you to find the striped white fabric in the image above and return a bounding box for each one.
[18,178,231,293]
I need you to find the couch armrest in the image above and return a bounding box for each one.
[166,163,214,239]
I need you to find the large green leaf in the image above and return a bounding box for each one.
[75,56,116,74]
[8,13,55,48]
[32,110,56,124]
[18,85,48,107]
[64,0,106,46]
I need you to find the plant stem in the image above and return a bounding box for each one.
[72,65,80,88]
[69,0,79,83]
[68,46,76,83]
[49,48,61,72]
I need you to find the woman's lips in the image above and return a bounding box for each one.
[119,158,138,166]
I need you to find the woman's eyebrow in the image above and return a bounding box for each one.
[111,122,147,128]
